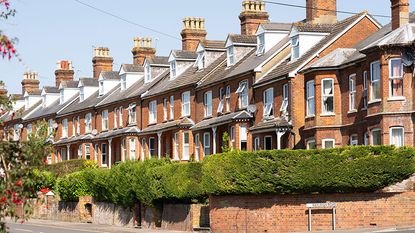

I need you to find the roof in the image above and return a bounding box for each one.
[148,56,169,66]
[229,34,257,44]
[362,23,415,51]
[57,92,98,116]
[43,86,60,94]
[203,40,226,50]
[100,71,120,80]
[140,118,194,135]
[261,22,292,31]
[13,100,42,121]
[249,117,291,132]
[256,12,369,85]
[191,111,252,131]
[79,78,99,87]
[121,64,144,73]
[25,94,78,121]
[26,89,42,95]
[60,80,79,89]
[171,50,197,60]
[307,48,359,69]
[10,94,23,101]
[293,22,334,33]
[94,126,141,140]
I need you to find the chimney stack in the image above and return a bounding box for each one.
[21,72,40,95]
[132,37,156,65]
[391,0,409,30]
[306,0,337,24]
[239,0,269,36]
[55,60,74,87]
[92,47,113,79]
[180,17,207,51]
[0,82,8,96]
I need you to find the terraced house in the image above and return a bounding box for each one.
[0,0,412,166]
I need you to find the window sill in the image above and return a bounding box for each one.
[320,113,335,117]
[148,123,157,126]
[101,164,107,168]
[368,99,381,105]
[203,116,213,120]
[347,110,357,114]
[387,97,405,102]
[305,115,315,119]
[361,108,367,111]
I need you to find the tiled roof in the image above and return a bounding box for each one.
[10,94,24,100]
[94,126,141,140]
[79,78,99,87]
[26,89,42,95]
[43,86,60,94]
[249,117,291,132]
[60,80,79,88]
[261,22,292,31]
[229,34,257,44]
[58,92,97,116]
[171,50,198,60]
[25,94,78,121]
[140,118,194,135]
[293,22,334,33]
[121,64,144,73]
[148,56,169,66]
[307,48,359,70]
[191,111,252,131]
[362,23,415,51]
[14,100,42,121]
[256,12,368,85]
[101,71,120,80]
[203,40,226,50]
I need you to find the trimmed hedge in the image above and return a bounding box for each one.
[56,171,94,201]
[202,146,415,195]
[43,159,98,177]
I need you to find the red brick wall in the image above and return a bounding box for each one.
[210,192,415,233]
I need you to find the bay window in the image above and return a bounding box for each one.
[163,98,168,121]
[114,108,118,128]
[182,91,190,117]
[254,137,260,151]
[217,88,224,113]
[62,119,68,138]
[85,113,92,133]
[129,103,137,124]
[226,85,231,112]
[194,134,200,161]
[182,132,190,160]
[174,133,179,160]
[204,91,212,117]
[85,144,91,160]
[389,58,403,97]
[119,107,123,127]
[149,137,156,157]
[240,124,247,151]
[350,134,358,146]
[370,61,381,101]
[129,138,136,160]
[306,139,316,150]
[321,79,334,114]
[149,101,157,124]
[101,143,107,166]
[263,88,274,117]
[390,127,404,147]
[306,80,315,116]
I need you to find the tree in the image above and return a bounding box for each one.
[0,0,16,59]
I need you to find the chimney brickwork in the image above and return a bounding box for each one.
[21,72,40,95]
[181,17,207,52]
[391,0,409,30]
[132,37,156,65]
[92,47,113,79]
[239,0,269,36]
[55,60,74,87]
[306,0,337,24]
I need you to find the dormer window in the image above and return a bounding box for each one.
[59,90,64,104]
[80,86,85,102]
[197,52,206,70]
[144,62,151,83]
[291,36,300,59]
[99,81,104,96]
[170,61,177,80]
[257,34,265,56]
[121,75,127,90]
[227,46,235,66]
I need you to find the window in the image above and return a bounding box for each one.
[129,103,137,124]
[349,74,356,111]
[59,90,64,104]
[114,108,118,128]
[264,136,272,150]
[371,128,381,145]
[101,143,107,166]
[27,124,32,139]
[370,61,381,101]
[322,79,334,114]
[306,81,315,116]
[85,113,92,133]
[99,81,104,96]
[350,134,358,146]
[80,86,85,102]
[390,127,404,147]
[227,46,235,66]
[149,137,156,157]
[85,144,91,160]
[129,138,136,160]
[182,91,190,116]
[197,52,206,70]
[226,85,231,112]
[194,134,200,161]
[169,96,174,120]
[163,98,168,121]
[389,58,403,97]
[182,132,190,160]
[72,117,76,136]
[322,139,335,149]
[236,80,248,108]
[281,84,289,113]
[76,116,80,135]
[78,145,82,159]
[174,133,179,160]
[170,61,177,80]
[230,126,235,143]
[291,36,300,59]
[62,119,68,138]
[263,88,274,117]
[204,91,212,117]
[119,107,123,127]
[306,139,316,149]
[121,139,126,161]
[61,148,67,161]
[94,144,98,161]
[144,62,151,83]
[102,110,109,130]
[203,133,211,156]
[149,101,157,124]
[254,137,260,151]
[240,124,247,151]
[257,34,265,55]
[217,88,224,113]
[48,119,54,135]
[364,132,369,146]
[141,138,146,160]
[363,71,368,109]
[121,75,127,90]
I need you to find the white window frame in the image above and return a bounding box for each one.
[254,137,260,151]
[85,113,92,133]
[141,138,146,161]
[182,91,191,117]
[291,36,300,59]
[114,107,118,129]
[349,74,356,111]
[99,81,104,96]
[203,132,211,157]
[85,144,90,160]
[76,116,80,135]
[204,91,212,117]
[144,62,151,83]
[389,58,404,98]
[119,106,123,127]
[363,71,368,109]
[182,132,190,161]
[281,84,289,113]
[227,46,235,66]
[364,132,369,146]
[194,133,200,161]
[129,138,136,160]
[217,87,224,113]
[306,80,315,116]
[225,85,231,112]
[121,75,127,90]
[94,144,98,161]
[371,128,381,145]
[163,98,168,121]
[102,110,109,131]
[390,127,404,147]
[197,52,206,70]
[169,95,174,120]
[170,60,177,80]
[240,124,248,151]
[236,80,248,109]
[129,103,137,125]
[322,139,335,149]
[62,119,68,138]
[80,86,85,102]
[257,33,265,55]
[174,132,179,160]
[370,61,381,101]
[101,143,107,166]
[306,139,316,150]
[72,116,76,136]
[350,134,358,146]
[149,137,156,157]
[78,144,82,159]
[321,78,334,115]
[149,100,157,124]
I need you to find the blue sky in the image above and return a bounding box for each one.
[0,0,413,94]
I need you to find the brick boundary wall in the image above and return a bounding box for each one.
[210,192,415,233]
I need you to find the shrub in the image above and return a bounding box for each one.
[56,171,93,201]
[43,159,98,177]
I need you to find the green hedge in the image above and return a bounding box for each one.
[56,171,94,201]
[43,159,98,177]
[202,146,415,195]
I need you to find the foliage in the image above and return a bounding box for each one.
[202,146,415,195]
[56,171,93,202]
[42,159,98,177]
[221,132,231,153]
[0,0,16,60]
